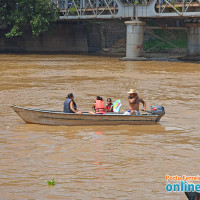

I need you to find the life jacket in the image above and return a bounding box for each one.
[95,100,105,114]
[106,103,113,112]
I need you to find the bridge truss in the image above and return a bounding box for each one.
[52,0,200,20]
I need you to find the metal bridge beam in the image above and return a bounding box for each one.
[57,0,200,20]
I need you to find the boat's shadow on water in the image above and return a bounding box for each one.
[11,122,169,139]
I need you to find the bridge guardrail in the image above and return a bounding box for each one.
[53,0,200,19]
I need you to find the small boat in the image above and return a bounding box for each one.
[11,105,165,126]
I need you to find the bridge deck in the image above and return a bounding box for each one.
[155,2,200,8]
[60,7,118,13]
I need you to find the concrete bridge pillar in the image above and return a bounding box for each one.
[121,20,146,61]
[187,23,200,58]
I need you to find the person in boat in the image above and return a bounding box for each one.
[125,89,147,115]
[105,98,113,112]
[89,96,105,114]
[64,93,82,114]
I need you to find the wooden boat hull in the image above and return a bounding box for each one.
[11,105,162,126]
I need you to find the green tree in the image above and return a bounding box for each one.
[0,0,59,38]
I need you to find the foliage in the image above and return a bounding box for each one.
[134,1,139,5]
[174,6,182,12]
[170,0,176,4]
[46,179,55,186]
[69,5,77,15]
[144,30,187,52]
[0,0,59,38]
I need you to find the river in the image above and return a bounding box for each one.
[0,54,199,200]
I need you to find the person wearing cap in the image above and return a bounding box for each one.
[64,93,82,114]
[126,89,147,115]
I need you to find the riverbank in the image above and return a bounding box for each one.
[0,20,188,55]
[1,51,199,62]
[95,51,200,62]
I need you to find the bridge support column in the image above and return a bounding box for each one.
[121,20,146,61]
[186,23,200,60]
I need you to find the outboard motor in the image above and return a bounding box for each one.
[150,106,165,122]
[185,192,200,200]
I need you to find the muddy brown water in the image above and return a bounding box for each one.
[0,54,200,200]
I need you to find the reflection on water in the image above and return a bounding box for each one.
[0,54,200,199]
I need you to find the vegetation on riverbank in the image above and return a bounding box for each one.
[109,29,187,54]
[0,0,58,38]
[143,29,187,52]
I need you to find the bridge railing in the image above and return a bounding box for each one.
[53,0,200,18]
[155,0,200,15]
[54,0,151,8]
[54,0,118,9]
[54,0,152,18]
[55,0,119,17]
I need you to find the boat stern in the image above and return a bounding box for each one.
[150,106,165,122]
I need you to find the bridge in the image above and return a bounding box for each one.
[54,0,200,59]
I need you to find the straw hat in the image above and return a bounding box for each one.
[127,89,136,94]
